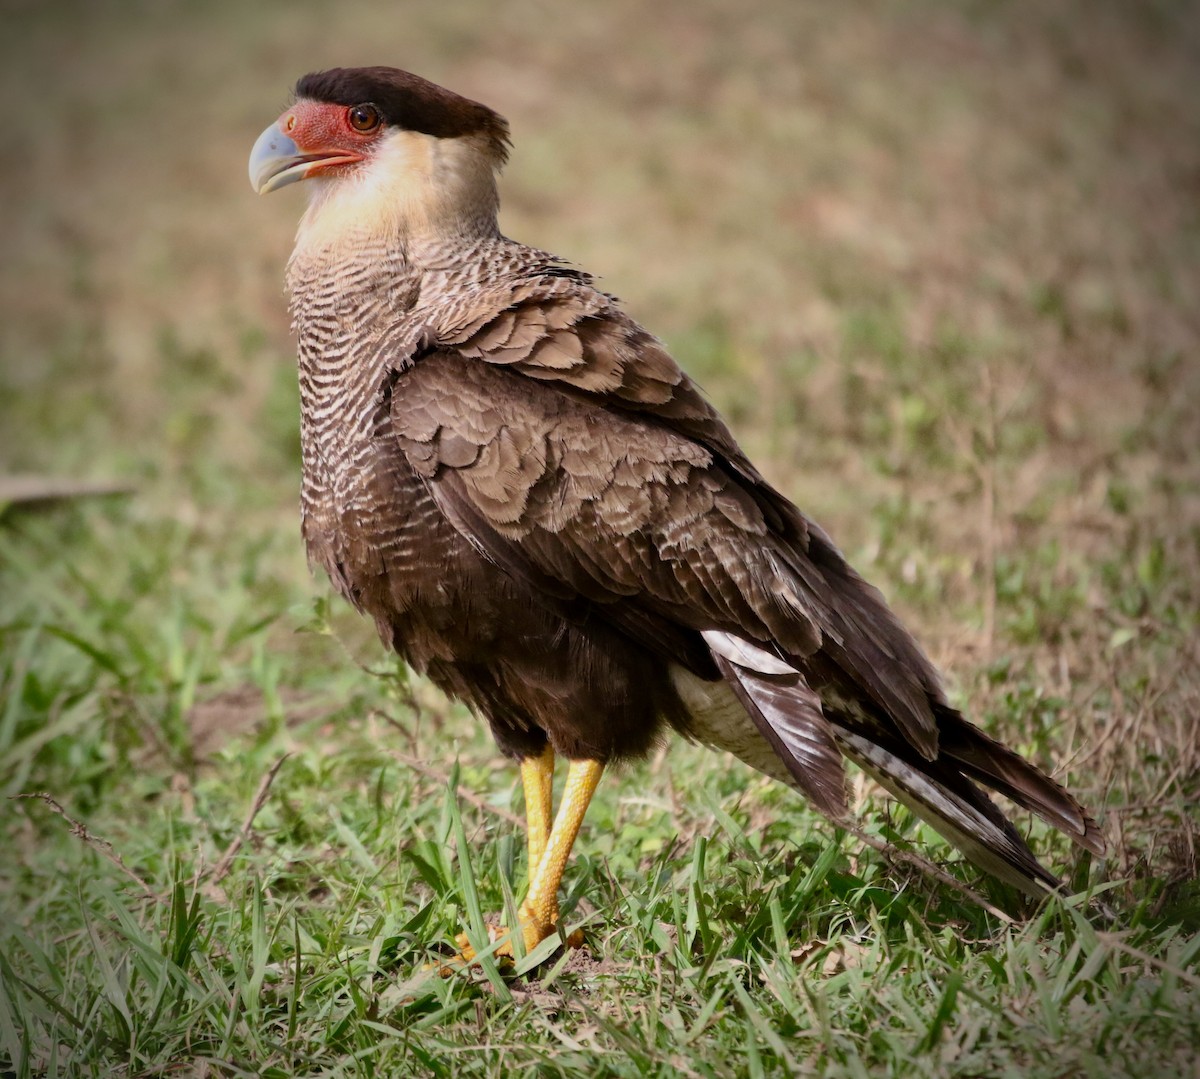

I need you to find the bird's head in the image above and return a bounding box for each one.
[250,67,510,247]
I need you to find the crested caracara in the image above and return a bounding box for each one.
[249,67,1103,957]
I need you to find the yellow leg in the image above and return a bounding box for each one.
[521,745,555,874]
[454,757,603,962]
[514,758,604,952]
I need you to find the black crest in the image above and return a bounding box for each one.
[296,67,510,162]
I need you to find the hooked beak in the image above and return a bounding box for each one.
[248,120,364,194]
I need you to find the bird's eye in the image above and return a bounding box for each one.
[347,104,381,133]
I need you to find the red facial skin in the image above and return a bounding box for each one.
[280,100,387,178]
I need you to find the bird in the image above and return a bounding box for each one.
[249,66,1103,957]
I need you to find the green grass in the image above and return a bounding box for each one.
[3,0,1200,1075]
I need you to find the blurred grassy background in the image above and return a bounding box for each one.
[2,1,1199,1075]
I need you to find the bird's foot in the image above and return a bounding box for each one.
[451,905,583,965]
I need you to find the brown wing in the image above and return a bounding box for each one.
[389,349,819,649]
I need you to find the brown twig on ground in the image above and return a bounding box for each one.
[0,474,135,509]
[387,748,526,829]
[845,823,1015,924]
[210,755,289,884]
[12,792,156,899]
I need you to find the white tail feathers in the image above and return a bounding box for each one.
[702,630,795,676]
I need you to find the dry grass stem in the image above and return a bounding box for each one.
[12,792,156,900]
[209,754,289,884]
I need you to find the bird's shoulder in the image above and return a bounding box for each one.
[382,242,794,508]
[418,246,703,411]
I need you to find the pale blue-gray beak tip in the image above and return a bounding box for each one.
[249,122,307,194]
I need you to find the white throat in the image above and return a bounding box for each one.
[293,130,502,260]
